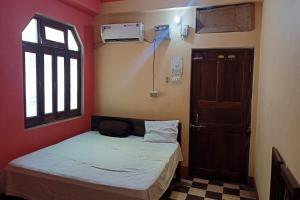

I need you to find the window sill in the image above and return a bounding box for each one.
[25,115,83,131]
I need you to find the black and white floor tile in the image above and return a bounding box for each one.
[167,177,257,200]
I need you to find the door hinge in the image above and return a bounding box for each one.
[193,57,203,60]
[218,55,225,59]
[190,124,208,129]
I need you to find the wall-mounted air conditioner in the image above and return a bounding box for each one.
[100,22,144,43]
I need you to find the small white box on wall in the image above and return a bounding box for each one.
[170,56,183,83]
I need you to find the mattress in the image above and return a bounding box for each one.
[1,131,183,200]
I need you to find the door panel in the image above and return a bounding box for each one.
[189,49,254,183]
[220,58,243,102]
[198,61,218,101]
[198,104,241,125]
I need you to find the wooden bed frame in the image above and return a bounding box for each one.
[270,147,300,200]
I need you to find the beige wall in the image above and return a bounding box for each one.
[94,2,262,176]
[255,0,300,199]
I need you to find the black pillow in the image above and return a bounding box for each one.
[97,120,132,138]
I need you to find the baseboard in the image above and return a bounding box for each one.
[180,166,189,177]
[248,176,255,187]
[248,176,259,200]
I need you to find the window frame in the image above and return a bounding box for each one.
[40,18,68,49]
[23,15,82,128]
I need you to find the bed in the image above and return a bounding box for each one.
[1,116,183,200]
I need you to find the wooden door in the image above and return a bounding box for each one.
[189,49,254,183]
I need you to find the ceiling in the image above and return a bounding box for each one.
[101,0,123,2]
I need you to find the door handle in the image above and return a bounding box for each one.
[190,124,208,129]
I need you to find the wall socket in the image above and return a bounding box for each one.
[149,90,159,97]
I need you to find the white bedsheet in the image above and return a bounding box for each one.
[2,131,183,200]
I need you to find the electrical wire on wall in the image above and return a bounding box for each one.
[152,39,156,92]
[145,38,158,97]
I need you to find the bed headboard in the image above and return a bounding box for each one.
[91,116,182,144]
[270,147,300,200]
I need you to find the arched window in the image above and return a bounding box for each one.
[22,15,82,128]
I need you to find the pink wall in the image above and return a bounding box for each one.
[0,0,96,170]
[59,0,100,15]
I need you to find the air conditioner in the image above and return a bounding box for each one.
[101,22,144,43]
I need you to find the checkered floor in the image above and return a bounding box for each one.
[1,178,257,200]
[167,177,257,200]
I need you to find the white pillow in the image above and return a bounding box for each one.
[144,120,179,143]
